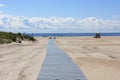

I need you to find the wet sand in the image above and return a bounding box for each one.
[56,36,120,80]
[0,37,48,80]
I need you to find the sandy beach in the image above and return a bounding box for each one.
[0,36,120,80]
[56,36,120,80]
[0,37,48,80]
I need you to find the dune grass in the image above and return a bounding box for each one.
[0,31,36,44]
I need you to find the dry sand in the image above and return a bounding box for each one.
[56,36,120,80]
[1,36,120,80]
[0,37,48,80]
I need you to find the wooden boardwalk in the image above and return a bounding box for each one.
[37,38,87,80]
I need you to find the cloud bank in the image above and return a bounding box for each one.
[0,14,120,33]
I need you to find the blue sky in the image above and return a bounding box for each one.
[0,0,120,33]
[1,0,120,18]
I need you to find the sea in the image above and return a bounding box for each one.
[27,33,120,37]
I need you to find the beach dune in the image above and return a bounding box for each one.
[0,37,48,80]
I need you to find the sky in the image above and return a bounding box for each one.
[0,0,120,33]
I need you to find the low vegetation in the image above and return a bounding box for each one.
[0,31,36,44]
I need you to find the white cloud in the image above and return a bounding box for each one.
[0,4,5,7]
[0,14,120,33]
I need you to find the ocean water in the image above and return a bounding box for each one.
[27,33,120,37]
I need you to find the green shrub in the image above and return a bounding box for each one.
[0,31,36,44]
